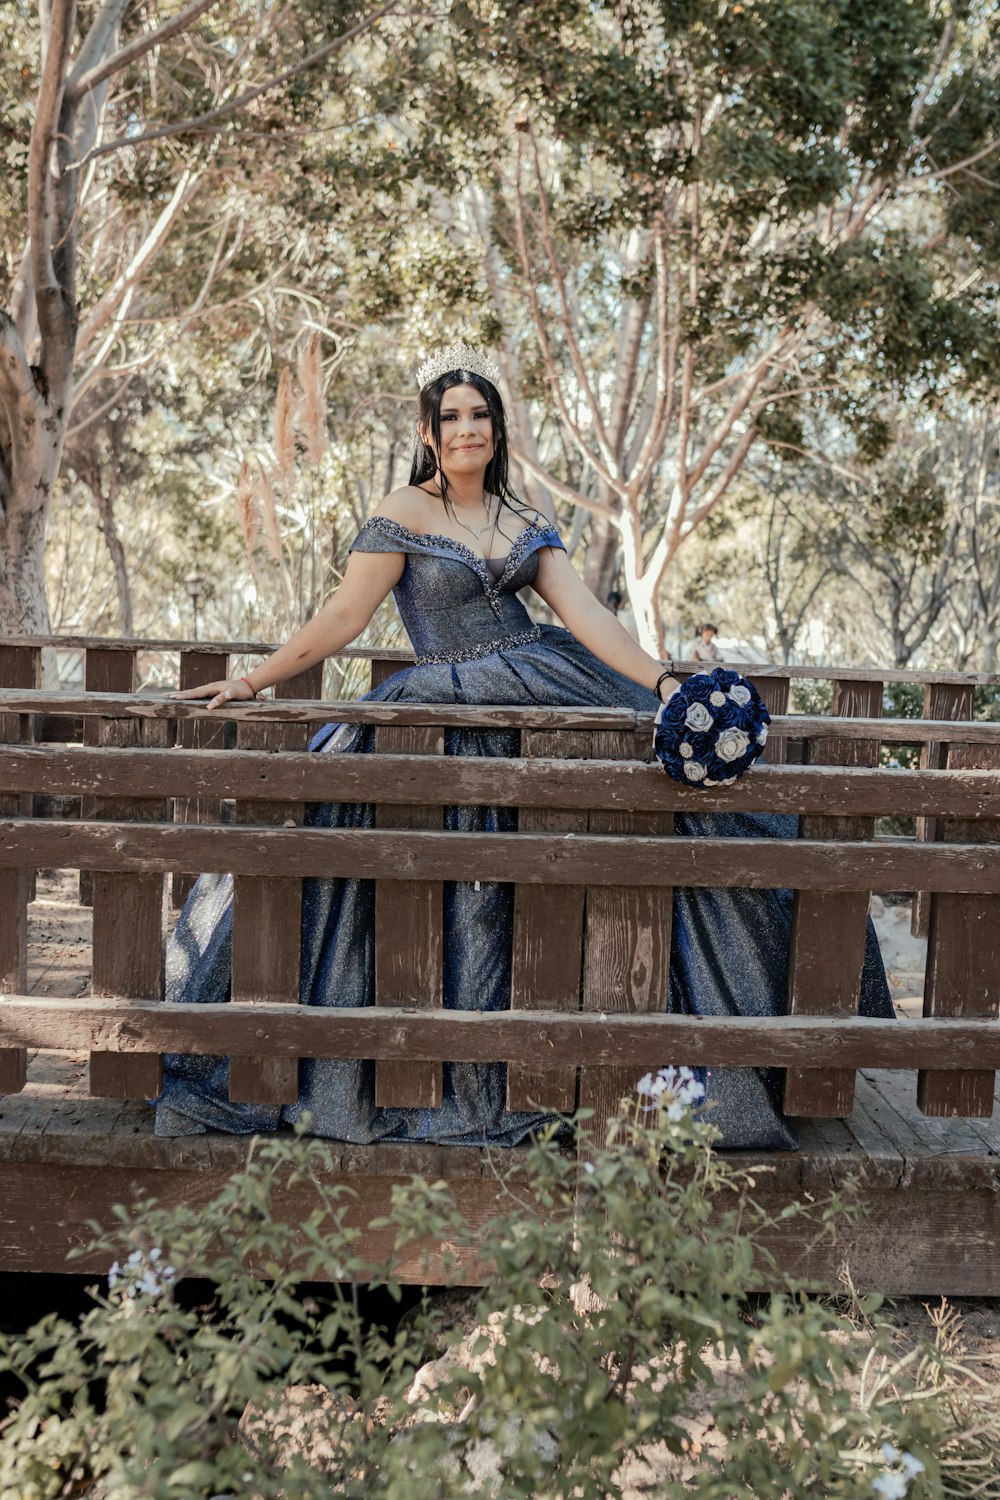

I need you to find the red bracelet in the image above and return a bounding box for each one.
[240,676,259,698]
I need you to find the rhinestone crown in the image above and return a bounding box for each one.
[416,341,501,390]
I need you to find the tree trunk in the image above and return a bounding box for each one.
[582,509,621,605]
[0,495,52,637]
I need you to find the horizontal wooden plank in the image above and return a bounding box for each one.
[0,635,416,661]
[2,744,999,818]
[1,818,999,890]
[2,998,999,1071]
[3,637,997,686]
[2,689,1000,745]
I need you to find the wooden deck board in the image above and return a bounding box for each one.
[2,878,998,1291]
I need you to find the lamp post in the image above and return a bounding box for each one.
[184,572,206,641]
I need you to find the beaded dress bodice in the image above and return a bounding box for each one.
[349,513,564,665]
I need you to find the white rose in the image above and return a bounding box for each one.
[683,760,706,782]
[709,690,726,706]
[757,724,769,745]
[679,742,694,758]
[716,727,750,762]
[684,701,713,732]
[728,684,752,705]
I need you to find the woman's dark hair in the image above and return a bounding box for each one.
[409,369,529,524]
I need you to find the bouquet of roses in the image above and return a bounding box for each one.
[654,666,770,787]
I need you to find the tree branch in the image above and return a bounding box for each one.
[68,2,401,168]
[508,444,616,520]
[28,0,77,389]
[65,0,224,102]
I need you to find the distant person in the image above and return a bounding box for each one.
[691,621,721,663]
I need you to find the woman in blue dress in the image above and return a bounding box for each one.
[158,344,892,1146]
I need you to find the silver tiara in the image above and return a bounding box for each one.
[416,341,501,389]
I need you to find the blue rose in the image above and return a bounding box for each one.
[687,730,716,761]
[683,673,715,704]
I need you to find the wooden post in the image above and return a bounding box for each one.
[756,677,790,766]
[917,737,1000,1118]
[0,644,39,1095]
[372,723,444,1108]
[370,655,403,692]
[171,649,229,908]
[80,648,138,905]
[229,663,322,1106]
[89,713,171,1099]
[783,679,883,1117]
[579,729,674,1147]
[507,730,591,1113]
[911,682,974,938]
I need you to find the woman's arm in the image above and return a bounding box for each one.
[532,548,678,699]
[171,548,405,708]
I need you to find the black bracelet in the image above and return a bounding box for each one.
[654,663,676,701]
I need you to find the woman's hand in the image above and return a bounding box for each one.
[169,677,257,711]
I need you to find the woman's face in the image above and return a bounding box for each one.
[425,382,495,479]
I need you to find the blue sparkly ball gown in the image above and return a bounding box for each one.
[155,513,893,1146]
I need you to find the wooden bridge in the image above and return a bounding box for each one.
[0,635,998,1294]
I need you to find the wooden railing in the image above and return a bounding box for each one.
[1,673,999,1135]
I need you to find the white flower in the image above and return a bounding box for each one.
[757,724,769,745]
[881,1446,901,1465]
[729,684,752,705]
[716,727,750,762]
[683,760,706,781]
[679,742,694,758]
[709,690,726,706]
[684,701,713,732]
[900,1455,924,1481]
[636,1066,705,1113]
[873,1473,908,1500]
[108,1246,177,1303]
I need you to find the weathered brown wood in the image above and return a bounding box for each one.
[4,819,1000,891]
[0,634,416,665]
[0,658,33,1094]
[5,743,1000,819]
[227,669,320,1107]
[80,649,138,906]
[172,649,230,908]
[912,683,976,938]
[0,645,39,1058]
[89,710,169,1100]
[918,738,1000,1118]
[370,655,407,691]
[784,680,883,1117]
[756,678,790,766]
[4,998,1000,1070]
[508,731,592,1113]
[5,688,1000,745]
[580,729,674,1145]
[4,635,999,687]
[373,725,444,1109]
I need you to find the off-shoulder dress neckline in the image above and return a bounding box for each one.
[364,512,548,595]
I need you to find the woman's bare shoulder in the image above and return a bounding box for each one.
[374,485,437,527]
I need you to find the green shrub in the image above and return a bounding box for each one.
[0,1081,964,1499]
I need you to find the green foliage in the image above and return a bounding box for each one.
[0,1093,964,1498]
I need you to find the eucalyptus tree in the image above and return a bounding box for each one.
[422,1,1000,652]
[0,0,411,639]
